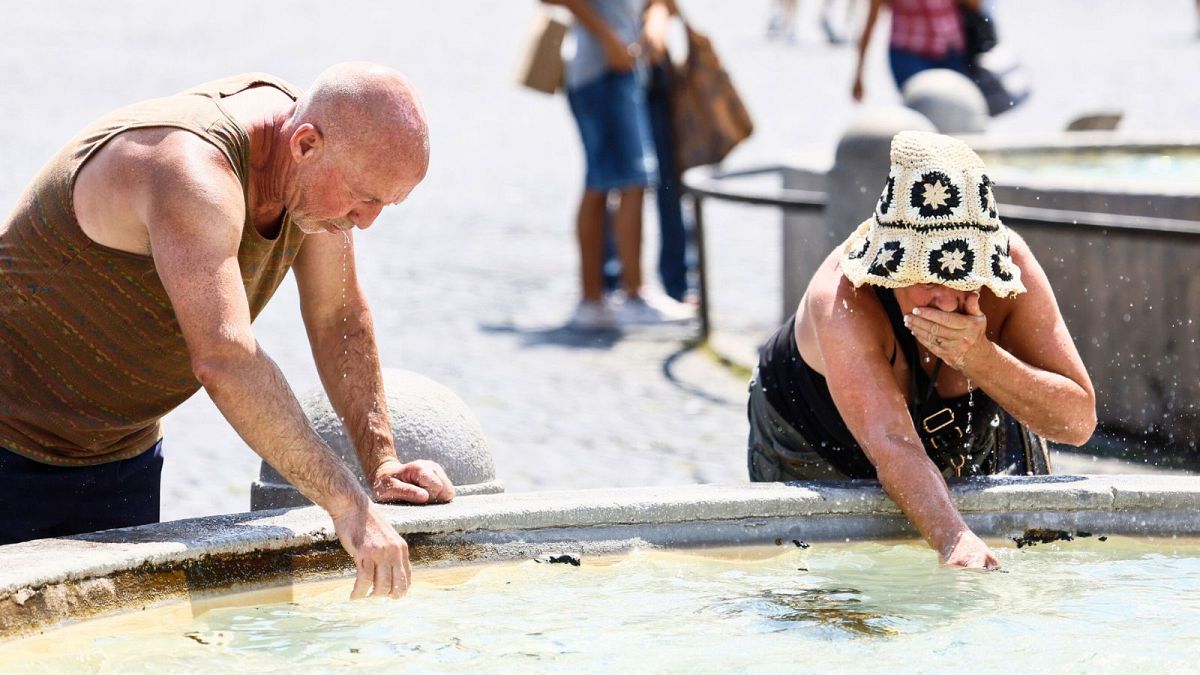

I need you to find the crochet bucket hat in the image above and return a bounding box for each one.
[838,130,1025,298]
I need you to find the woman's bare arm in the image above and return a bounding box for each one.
[809,267,998,568]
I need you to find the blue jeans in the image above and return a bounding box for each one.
[647,61,691,301]
[888,47,969,91]
[567,68,658,191]
[601,62,693,300]
[0,440,163,545]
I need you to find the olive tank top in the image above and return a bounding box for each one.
[0,73,306,465]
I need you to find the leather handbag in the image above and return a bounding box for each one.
[958,4,1030,116]
[968,43,1031,116]
[960,5,998,59]
[517,12,568,95]
[670,25,754,171]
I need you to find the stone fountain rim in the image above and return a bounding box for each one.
[3,475,1200,640]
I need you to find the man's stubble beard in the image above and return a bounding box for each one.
[295,216,354,234]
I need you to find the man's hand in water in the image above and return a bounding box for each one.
[331,501,412,599]
[942,530,1001,570]
[904,292,991,372]
[371,458,455,504]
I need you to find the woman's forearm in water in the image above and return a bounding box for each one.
[872,439,973,559]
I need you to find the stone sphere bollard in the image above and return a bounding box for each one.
[250,369,503,511]
[901,69,989,135]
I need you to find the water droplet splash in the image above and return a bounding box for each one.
[340,231,351,380]
[963,380,974,449]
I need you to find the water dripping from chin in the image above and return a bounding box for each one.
[295,218,324,235]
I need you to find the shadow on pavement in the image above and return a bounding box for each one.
[479,321,622,350]
[661,341,740,406]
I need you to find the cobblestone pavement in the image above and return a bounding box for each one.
[2,1,1197,521]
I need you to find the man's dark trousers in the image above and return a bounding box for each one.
[0,440,163,545]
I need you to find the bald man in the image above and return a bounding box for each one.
[0,63,450,599]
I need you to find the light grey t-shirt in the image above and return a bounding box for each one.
[564,0,646,90]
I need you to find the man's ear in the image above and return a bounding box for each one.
[290,123,323,161]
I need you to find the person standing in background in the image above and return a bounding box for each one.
[769,0,859,45]
[642,0,693,304]
[545,0,696,330]
[851,0,976,101]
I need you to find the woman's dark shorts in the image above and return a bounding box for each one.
[747,368,1050,482]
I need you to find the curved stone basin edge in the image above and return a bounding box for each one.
[3,475,1199,639]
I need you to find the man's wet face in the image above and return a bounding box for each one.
[289,132,424,236]
[290,160,377,234]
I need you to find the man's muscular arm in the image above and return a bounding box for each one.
[292,230,454,504]
[128,132,410,598]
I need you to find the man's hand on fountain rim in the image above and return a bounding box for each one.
[371,458,456,504]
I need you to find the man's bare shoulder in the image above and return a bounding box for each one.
[115,128,242,202]
[75,127,245,253]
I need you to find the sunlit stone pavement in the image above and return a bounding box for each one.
[1,1,1196,521]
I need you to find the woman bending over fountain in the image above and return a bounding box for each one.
[747,131,1096,569]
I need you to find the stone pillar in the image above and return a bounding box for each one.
[250,369,503,511]
[781,166,831,319]
[784,108,937,311]
[901,68,989,135]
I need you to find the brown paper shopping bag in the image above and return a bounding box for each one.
[517,12,568,95]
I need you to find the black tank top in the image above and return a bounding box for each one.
[758,288,1003,478]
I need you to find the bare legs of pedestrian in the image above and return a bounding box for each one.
[613,187,645,299]
[570,186,693,330]
[576,189,608,304]
[576,187,644,302]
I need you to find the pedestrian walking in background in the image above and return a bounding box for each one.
[769,0,862,45]
[851,0,975,101]
[545,0,696,330]
[766,0,799,43]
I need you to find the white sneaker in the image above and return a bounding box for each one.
[568,299,617,331]
[614,292,697,326]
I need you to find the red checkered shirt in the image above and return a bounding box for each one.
[889,0,966,59]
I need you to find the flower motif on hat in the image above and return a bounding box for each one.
[848,237,870,260]
[979,174,998,219]
[990,240,1014,282]
[876,176,895,216]
[909,171,961,219]
[868,241,904,278]
[928,239,974,281]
